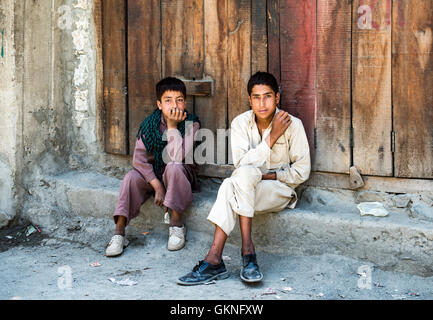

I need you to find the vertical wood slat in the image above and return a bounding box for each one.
[161,0,184,77]
[267,0,280,84]
[195,0,228,135]
[182,0,205,79]
[227,0,251,126]
[393,0,433,178]
[315,0,352,173]
[103,0,128,155]
[161,0,204,118]
[279,0,317,161]
[127,0,161,155]
[160,0,192,113]
[251,0,267,74]
[352,0,392,176]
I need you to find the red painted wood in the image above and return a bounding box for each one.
[279,0,317,161]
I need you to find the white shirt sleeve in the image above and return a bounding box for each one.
[275,119,311,188]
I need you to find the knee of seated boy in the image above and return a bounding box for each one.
[163,162,186,178]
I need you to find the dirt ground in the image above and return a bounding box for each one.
[1,223,433,301]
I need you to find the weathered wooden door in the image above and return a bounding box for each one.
[315,0,433,179]
[103,0,433,179]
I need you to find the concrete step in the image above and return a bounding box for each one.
[27,170,433,277]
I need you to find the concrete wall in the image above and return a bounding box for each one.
[0,0,133,227]
[0,0,21,227]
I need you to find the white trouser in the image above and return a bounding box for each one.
[207,165,297,236]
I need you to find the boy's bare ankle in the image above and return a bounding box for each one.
[114,229,125,236]
[204,254,222,265]
[170,221,183,228]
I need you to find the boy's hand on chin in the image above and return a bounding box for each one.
[167,108,187,129]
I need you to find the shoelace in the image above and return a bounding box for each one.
[107,235,122,248]
[170,227,184,239]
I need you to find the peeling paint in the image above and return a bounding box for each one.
[73,54,89,86]
[72,29,89,52]
[73,112,87,127]
[73,0,89,10]
[75,11,90,30]
[71,0,91,124]
[74,89,88,111]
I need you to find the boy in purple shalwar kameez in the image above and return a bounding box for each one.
[106,77,201,257]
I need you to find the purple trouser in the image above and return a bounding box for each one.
[113,162,199,225]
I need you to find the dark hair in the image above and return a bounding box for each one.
[247,71,279,95]
[156,77,186,101]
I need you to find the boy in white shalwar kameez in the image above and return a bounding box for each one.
[178,72,311,285]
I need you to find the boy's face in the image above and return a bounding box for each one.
[248,84,280,123]
[157,90,186,119]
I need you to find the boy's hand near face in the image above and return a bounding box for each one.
[268,110,292,148]
[166,108,187,129]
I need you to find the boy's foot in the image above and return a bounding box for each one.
[240,253,263,283]
[167,225,186,251]
[105,235,129,257]
[177,260,229,285]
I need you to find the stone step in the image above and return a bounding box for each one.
[29,170,433,277]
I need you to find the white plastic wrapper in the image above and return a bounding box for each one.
[357,202,389,217]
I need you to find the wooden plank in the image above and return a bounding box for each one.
[306,171,433,194]
[251,0,267,74]
[392,0,433,178]
[279,0,316,161]
[315,0,352,173]
[352,0,392,176]
[161,0,204,113]
[182,79,213,96]
[198,167,433,193]
[195,0,228,163]
[227,0,251,126]
[161,0,184,77]
[127,0,161,155]
[160,0,192,112]
[93,0,105,149]
[267,0,280,84]
[102,0,128,155]
[182,0,205,79]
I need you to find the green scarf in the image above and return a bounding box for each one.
[136,108,200,179]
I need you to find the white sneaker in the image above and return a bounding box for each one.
[167,225,186,251]
[105,235,129,257]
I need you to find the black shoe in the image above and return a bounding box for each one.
[240,253,263,283]
[177,260,229,286]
